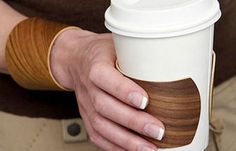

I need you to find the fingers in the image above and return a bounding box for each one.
[89,111,158,151]
[76,88,159,151]
[89,62,149,110]
[89,88,165,141]
[79,106,124,151]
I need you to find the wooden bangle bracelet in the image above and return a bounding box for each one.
[5,18,80,91]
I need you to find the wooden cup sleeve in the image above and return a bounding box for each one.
[133,78,201,148]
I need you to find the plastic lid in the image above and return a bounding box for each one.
[105,0,221,38]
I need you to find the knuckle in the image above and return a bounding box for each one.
[115,80,126,94]
[126,115,139,129]
[89,62,104,83]
[79,72,88,85]
[90,42,104,53]
[90,114,101,129]
[88,64,98,82]
[93,94,106,113]
[124,138,135,150]
[115,78,133,97]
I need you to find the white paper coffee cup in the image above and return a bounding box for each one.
[105,0,221,151]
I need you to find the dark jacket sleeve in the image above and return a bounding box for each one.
[3,0,110,33]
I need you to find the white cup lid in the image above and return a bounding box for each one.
[105,0,221,38]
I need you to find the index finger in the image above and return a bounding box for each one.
[89,62,149,110]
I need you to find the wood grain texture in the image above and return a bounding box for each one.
[5,18,77,91]
[134,78,201,148]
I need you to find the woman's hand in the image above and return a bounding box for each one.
[51,29,165,151]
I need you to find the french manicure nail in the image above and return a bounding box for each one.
[144,124,165,141]
[128,92,149,109]
[137,146,157,151]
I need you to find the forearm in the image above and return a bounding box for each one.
[0,0,27,74]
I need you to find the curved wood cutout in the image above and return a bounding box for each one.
[134,78,201,148]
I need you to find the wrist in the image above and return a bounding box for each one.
[51,28,96,90]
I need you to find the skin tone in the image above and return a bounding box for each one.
[0,1,165,151]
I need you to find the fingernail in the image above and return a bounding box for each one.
[128,92,149,110]
[144,124,165,141]
[137,146,157,151]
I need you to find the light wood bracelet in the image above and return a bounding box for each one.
[5,17,80,91]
